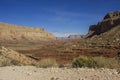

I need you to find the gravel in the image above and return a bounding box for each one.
[0,66,119,80]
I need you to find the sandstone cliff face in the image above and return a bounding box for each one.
[0,22,56,42]
[86,11,120,38]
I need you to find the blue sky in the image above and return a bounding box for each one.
[0,0,120,37]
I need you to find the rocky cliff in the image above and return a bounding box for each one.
[0,22,56,42]
[86,11,120,38]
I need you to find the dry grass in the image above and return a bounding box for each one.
[0,56,12,66]
[0,55,23,67]
[36,58,58,68]
[72,56,120,69]
[93,56,120,69]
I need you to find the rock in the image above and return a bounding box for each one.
[86,11,120,38]
[104,11,120,19]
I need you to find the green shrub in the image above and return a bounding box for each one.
[72,56,96,68]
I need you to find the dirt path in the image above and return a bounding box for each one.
[0,66,119,80]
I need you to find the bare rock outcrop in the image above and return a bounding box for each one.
[86,11,120,38]
[0,22,56,42]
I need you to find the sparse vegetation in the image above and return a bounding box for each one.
[0,56,11,66]
[72,56,120,69]
[0,56,21,66]
[72,56,96,68]
[36,58,57,68]
[92,56,119,69]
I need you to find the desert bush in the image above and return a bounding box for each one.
[72,56,96,68]
[36,58,57,68]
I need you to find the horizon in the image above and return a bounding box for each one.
[0,0,120,37]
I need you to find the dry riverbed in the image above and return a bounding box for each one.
[0,66,120,80]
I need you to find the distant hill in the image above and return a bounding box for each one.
[57,35,84,41]
[0,22,56,43]
[68,35,84,39]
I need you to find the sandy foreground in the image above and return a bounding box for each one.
[0,66,119,80]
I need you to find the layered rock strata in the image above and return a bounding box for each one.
[0,22,56,42]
